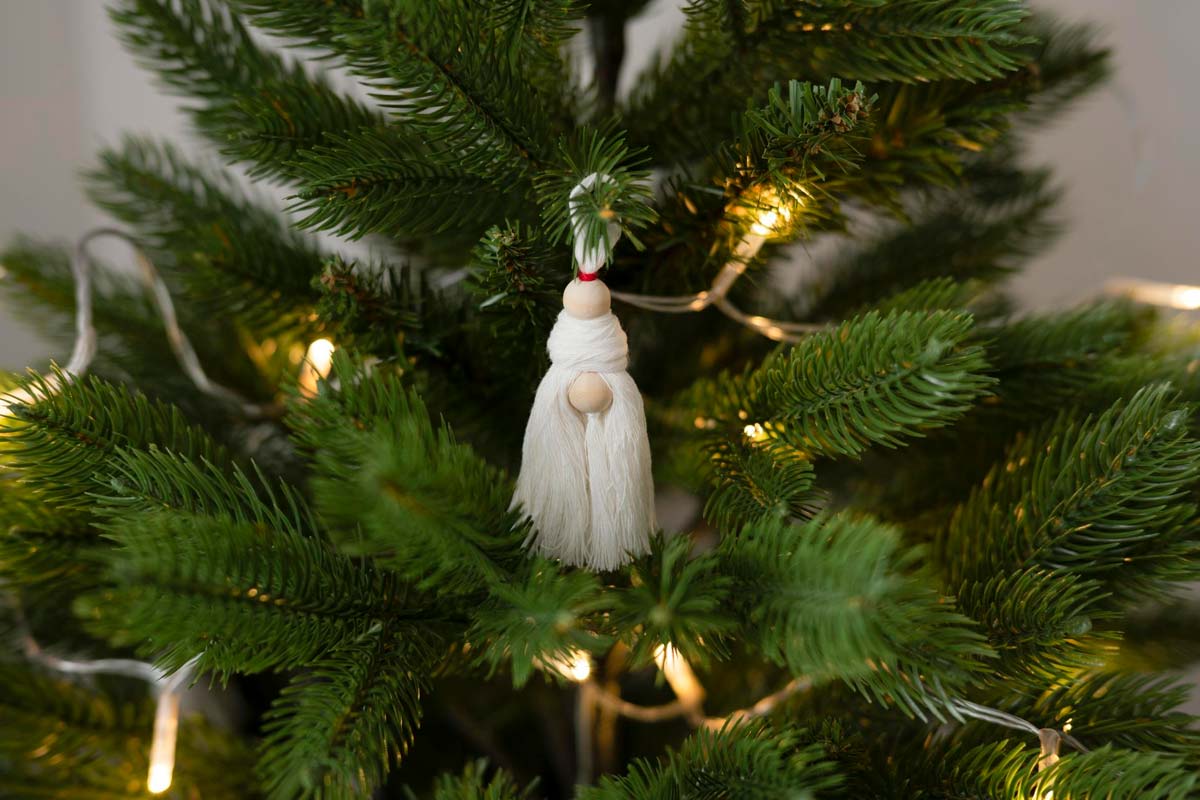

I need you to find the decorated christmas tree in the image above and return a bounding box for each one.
[3,1,1200,798]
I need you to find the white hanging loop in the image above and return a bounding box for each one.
[569,173,622,276]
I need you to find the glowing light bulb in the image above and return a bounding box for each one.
[298,338,335,398]
[1033,728,1061,800]
[743,422,768,442]
[750,209,780,237]
[1172,285,1200,310]
[567,652,592,682]
[1107,278,1200,310]
[147,691,181,794]
[0,387,36,418]
[535,650,592,682]
[654,644,704,707]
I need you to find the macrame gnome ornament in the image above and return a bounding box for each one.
[512,176,655,571]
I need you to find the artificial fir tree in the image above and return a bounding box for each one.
[2,1,1200,798]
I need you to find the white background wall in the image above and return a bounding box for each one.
[2,0,1197,369]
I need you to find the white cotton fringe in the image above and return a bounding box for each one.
[513,310,655,571]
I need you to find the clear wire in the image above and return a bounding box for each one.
[66,228,271,417]
[608,231,823,343]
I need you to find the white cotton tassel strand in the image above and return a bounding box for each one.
[512,174,654,570]
[513,288,655,570]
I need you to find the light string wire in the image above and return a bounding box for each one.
[6,596,197,794]
[567,644,1086,781]
[2,227,272,418]
[0,225,280,793]
[609,226,824,342]
[568,173,822,342]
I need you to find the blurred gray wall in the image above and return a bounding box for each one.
[2,0,1198,370]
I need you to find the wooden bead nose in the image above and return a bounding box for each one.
[568,372,612,414]
[563,278,611,319]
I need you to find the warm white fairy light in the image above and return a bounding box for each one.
[1106,278,1200,310]
[147,690,181,794]
[1,228,274,420]
[534,649,593,683]
[0,386,39,418]
[608,193,820,342]
[742,422,769,442]
[749,207,783,237]
[298,337,336,398]
[567,652,593,682]
[17,603,198,796]
[653,644,705,708]
[1034,728,1062,800]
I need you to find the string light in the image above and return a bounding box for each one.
[13,600,197,795]
[297,337,336,398]
[0,386,40,418]
[608,194,821,342]
[1035,728,1062,800]
[147,689,182,793]
[653,644,705,709]
[0,227,291,791]
[567,652,593,682]
[535,649,593,683]
[0,228,272,418]
[1106,278,1200,310]
[742,422,769,442]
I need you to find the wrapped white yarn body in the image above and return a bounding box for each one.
[513,310,655,570]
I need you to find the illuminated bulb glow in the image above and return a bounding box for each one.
[1175,286,1200,309]
[743,422,768,442]
[1107,278,1200,310]
[749,209,780,237]
[297,338,336,398]
[0,387,38,418]
[568,652,592,682]
[535,650,592,682]
[1034,728,1061,800]
[147,691,181,794]
[654,644,705,707]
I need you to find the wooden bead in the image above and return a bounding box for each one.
[563,278,611,320]
[569,372,612,414]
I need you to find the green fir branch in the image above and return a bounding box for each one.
[288,355,528,593]
[288,128,521,241]
[418,760,535,800]
[758,310,994,457]
[231,0,567,175]
[940,384,1200,601]
[704,440,819,532]
[257,624,436,800]
[612,534,735,668]
[90,499,407,676]
[109,0,381,183]
[954,568,1113,687]
[579,722,843,800]
[86,136,324,336]
[468,561,610,688]
[533,127,657,269]
[719,514,991,716]
[2,371,230,513]
[1009,672,1200,769]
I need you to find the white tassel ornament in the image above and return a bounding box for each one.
[512,178,655,571]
